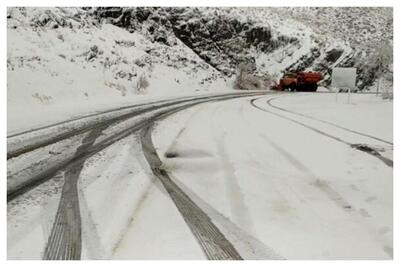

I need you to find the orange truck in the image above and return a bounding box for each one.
[273,71,323,92]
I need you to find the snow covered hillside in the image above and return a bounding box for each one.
[99,7,392,87]
[274,7,393,90]
[7,7,392,133]
[7,7,227,133]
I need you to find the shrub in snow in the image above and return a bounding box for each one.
[135,75,149,94]
[358,41,393,97]
[234,63,272,90]
[85,45,103,61]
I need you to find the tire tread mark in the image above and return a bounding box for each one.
[267,96,393,145]
[141,125,242,260]
[8,93,265,202]
[8,92,264,159]
[43,127,105,260]
[39,93,264,260]
[250,98,393,168]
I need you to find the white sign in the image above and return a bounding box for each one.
[331,67,357,90]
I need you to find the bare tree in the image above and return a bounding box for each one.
[370,41,393,98]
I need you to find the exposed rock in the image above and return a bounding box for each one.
[325,48,343,63]
[245,26,271,46]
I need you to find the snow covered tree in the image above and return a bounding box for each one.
[368,41,393,98]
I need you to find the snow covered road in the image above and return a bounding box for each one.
[149,93,392,259]
[7,91,267,259]
[7,92,392,260]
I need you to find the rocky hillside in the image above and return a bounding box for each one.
[277,7,393,89]
[94,7,392,90]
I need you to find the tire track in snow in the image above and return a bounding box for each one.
[140,124,243,260]
[43,126,106,260]
[78,188,107,259]
[9,93,267,260]
[241,101,393,258]
[41,105,196,260]
[211,104,256,235]
[8,92,267,201]
[267,95,393,145]
[249,97,393,168]
[164,104,207,158]
[8,92,264,159]
[8,93,240,138]
[173,177,285,260]
[239,102,355,212]
[264,135,354,212]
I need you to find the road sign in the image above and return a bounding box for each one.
[331,67,357,90]
[331,67,357,104]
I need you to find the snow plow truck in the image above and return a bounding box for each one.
[273,71,323,92]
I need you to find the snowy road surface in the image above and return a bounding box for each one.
[7,92,392,260]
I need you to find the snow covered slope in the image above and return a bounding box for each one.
[7,7,227,133]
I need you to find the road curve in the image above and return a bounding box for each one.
[249,97,393,168]
[8,91,392,260]
[266,95,393,145]
[8,92,268,260]
[8,92,268,202]
[7,92,267,160]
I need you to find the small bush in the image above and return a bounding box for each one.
[234,63,273,90]
[135,74,149,94]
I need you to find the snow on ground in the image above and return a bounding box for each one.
[272,93,393,142]
[78,134,205,259]
[7,172,64,259]
[7,6,393,260]
[7,7,229,134]
[8,93,392,259]
[8,130,207,259]
[151,94,392,259]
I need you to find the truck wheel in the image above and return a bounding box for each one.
[297,84,306,91]
[310,84,318,92]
